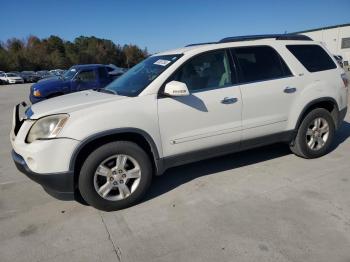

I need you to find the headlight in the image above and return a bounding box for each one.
[26,114,69,143]
[33,89,41,97]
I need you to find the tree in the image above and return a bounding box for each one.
[122,44,148,68]
[0,43,10,71]
[0,35,148,71]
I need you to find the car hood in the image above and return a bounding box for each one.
[32,77,67,90]
[29,90,125,119]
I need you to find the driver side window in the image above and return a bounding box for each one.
[170,50,234,92]
[76,70,97,82]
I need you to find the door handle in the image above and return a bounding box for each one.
[221,97,238,104]
[284,86,297,94]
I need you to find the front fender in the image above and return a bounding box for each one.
[59,94,163,156]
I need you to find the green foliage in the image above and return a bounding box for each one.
[0,35,148,71]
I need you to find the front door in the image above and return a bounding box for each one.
[158,49,242,157]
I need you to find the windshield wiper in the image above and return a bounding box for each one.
[95,88,116,95]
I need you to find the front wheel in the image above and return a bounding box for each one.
[79,141,152,211]
[290,108,335,158]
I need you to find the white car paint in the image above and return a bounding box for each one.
[0,73,24,84]
[11,38,348,175]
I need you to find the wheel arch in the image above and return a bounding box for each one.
[294,97,340,131]
[70,128,163,192]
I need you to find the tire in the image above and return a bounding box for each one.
[290,108,335,158]
[78,141,152,211]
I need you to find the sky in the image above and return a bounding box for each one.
[0,0,349,53]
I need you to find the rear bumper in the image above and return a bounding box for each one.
[12,150,74,198]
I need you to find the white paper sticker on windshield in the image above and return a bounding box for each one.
[154,59,171,66]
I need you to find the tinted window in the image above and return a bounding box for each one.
[286,45,336,72]
[6,73,17,77]
[98,67,109,80]
[106,66,114,72]
[63,68,77,80]
[170,50,234,92]
[232,46,292,83]
[77,70,97,82]
[341,37,350,49]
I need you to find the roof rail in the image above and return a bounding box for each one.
[185,42,217,47]
[219,34,312,43]
[185,34,312,47]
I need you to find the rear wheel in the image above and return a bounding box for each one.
[290,108,335,158]
[78,141,152,211]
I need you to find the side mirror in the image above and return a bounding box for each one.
[164,81,190,97]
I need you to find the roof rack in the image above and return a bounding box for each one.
[185,42,217,47]
[219,34,312,43]
[185,34,312,47]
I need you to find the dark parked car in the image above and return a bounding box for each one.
[20,71,41,83]
[36,70,54,80]
[50,69,66,76]
[30,64,115,104]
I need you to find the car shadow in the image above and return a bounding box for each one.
[173,95,208,112]
[330,120,350,151]
[143,120,350,202]
[142,143,290,203]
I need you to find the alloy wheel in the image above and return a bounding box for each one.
[305,117,329,151]
[93,154,141,201]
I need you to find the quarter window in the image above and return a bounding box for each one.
[341,37,350,49]
[232,46,292,83]
[286,45,336,72]
[98,67,109,80]
[170,50,234,92]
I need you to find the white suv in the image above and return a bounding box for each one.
[11,34,348,211]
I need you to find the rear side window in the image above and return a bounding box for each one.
[232,46,292,84]
[98,67,109,80]
[106,66,114,72]
[286,45,336,72]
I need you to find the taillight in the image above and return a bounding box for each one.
[341,73,348,88]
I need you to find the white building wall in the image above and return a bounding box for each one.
[299,25,350,67]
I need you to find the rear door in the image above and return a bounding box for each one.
[158,49,242,157]
[230,45,297,141]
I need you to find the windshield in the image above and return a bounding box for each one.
[7,73,17,77]
[105,54,182,96]
[63,67,78,80]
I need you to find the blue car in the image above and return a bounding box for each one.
[30,64,115,104]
